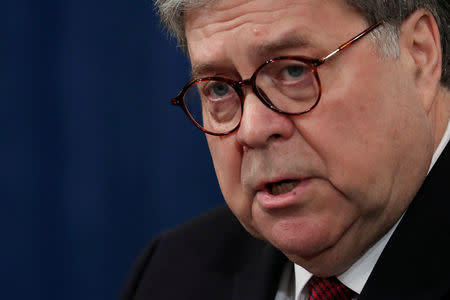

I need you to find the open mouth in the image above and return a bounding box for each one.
[266,179,301,196]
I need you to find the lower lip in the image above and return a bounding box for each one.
[255,179,312,210]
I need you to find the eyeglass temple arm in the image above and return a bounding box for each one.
[316,21,383,65]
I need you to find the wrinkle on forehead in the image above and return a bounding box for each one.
[190,31,310,79]
[185,0,363,78]
[185,0,312,41]
[185,0,320,70]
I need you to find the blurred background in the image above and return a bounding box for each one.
[1,0,223,299]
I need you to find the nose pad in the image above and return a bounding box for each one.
[236,81,276,112]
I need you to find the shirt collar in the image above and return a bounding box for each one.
[428,119,450,173]
[293,219,399,296]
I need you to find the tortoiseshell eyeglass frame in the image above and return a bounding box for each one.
[172,21,383,136]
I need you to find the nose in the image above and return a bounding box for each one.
[235,91,295,149]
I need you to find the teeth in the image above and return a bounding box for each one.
[268,180,300,195]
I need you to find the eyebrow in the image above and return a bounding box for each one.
[191,63,222,80]
[252,33,310,58]
[190,32,311,79]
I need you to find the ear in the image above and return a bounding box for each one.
[399,9,442,112]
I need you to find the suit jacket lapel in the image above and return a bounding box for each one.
[231,241,287,300]
[359,143,450,299]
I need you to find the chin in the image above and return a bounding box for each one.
[261,214,362,276]
[272,233,333,259]
[258,217,341,258]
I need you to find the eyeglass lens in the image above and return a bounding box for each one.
[184,59,319,135]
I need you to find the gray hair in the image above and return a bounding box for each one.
[155,0,450,88]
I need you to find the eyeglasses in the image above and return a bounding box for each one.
[171,21,382,136]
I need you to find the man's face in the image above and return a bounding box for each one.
[185,0,434,275]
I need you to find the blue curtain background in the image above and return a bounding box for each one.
[1,1,223,299]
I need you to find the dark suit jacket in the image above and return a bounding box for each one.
[121,144,450,299]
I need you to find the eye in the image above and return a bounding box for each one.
[206,82,233,100]
[281,65,307,81]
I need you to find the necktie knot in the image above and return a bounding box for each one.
[308,276,355,300]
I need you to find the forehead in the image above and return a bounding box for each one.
[184,0,364,76]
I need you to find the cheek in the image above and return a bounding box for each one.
[298,66,405,209]
[207,136,240,186]
[206,136,253,217]
[300,57,429,216]
[208,136,263,236]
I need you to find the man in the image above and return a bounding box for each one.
[122,0,450,299]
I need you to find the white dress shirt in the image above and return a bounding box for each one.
[275,120,450,300]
